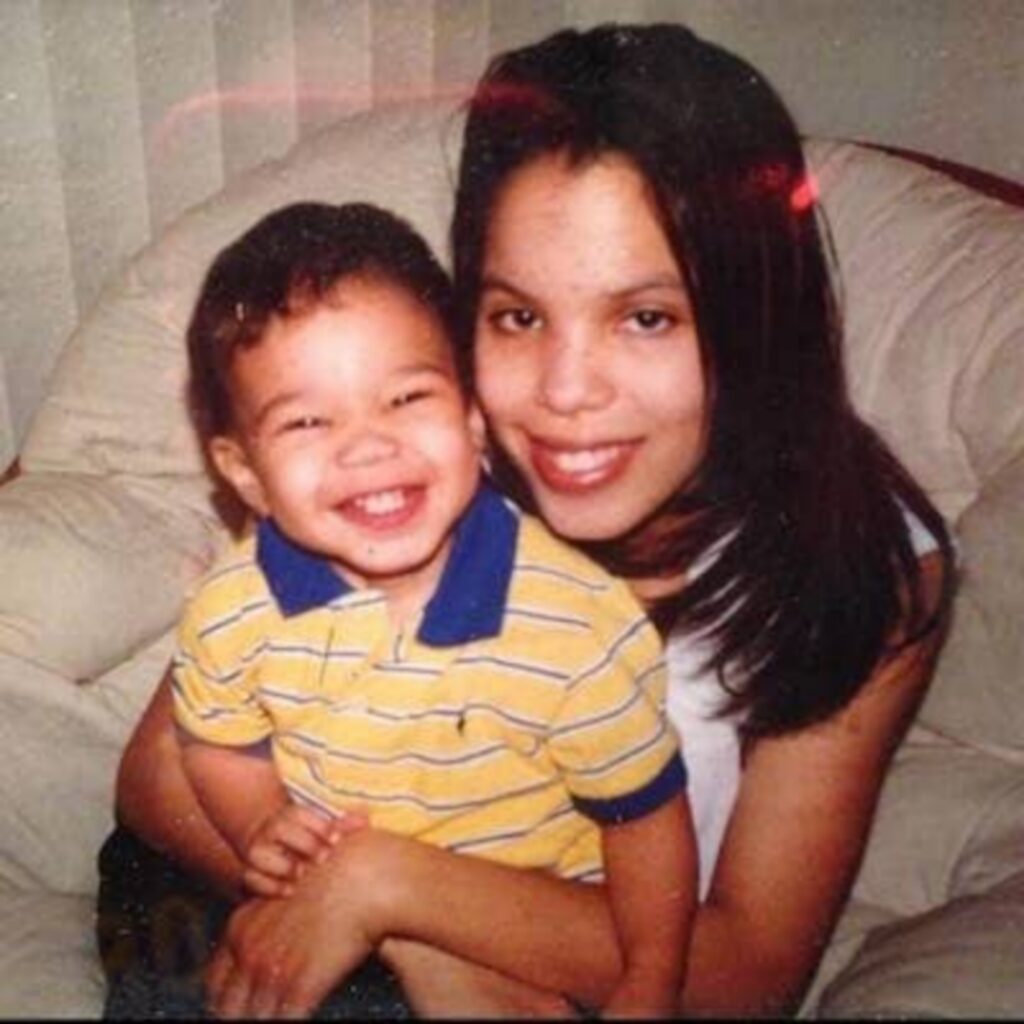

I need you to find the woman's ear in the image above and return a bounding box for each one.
[208,435,268,517]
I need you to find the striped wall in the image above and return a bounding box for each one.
[1,0,1021,469]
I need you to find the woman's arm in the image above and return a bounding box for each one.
[316,554,950,1015]
[679,552,948,1015]
[116,667,244,898]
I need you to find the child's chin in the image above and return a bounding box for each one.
[352,546,441,584]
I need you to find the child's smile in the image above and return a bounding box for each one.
[337,485,426,529]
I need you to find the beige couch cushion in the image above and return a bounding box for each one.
[922,451,1024,756]
[809,141,1024,756]
[0,473,217,680]
[21,102,463,482]
[13,107,1024,764]
[807,140,1024,523]
[0,890,104,1017]
[818,868,1024,1018]
[0,635,173,895]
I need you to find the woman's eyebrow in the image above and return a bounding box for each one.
[612,274,688,297]
[480,273,687,300]
[479,273,530,297]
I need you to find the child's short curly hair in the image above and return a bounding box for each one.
[187,201,457,441]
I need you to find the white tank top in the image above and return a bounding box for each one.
[665,510,939,898]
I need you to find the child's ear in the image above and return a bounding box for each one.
[467,401,487,454]
[208,435,268,517]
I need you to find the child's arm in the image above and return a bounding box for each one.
[181,738,338,896]
[600,790,698,1018]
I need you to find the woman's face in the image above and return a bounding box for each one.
[474,151,707,542]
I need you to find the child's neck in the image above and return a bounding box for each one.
[381,584,430,635]
[333,547,451,636]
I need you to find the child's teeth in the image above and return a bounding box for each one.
[355,489,406,514]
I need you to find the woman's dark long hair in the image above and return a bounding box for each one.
[452,23,955,737]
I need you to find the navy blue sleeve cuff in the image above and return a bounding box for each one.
[571,754,687,825]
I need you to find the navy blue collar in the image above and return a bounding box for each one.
[256,481,519,647]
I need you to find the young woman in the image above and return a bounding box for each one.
[106,22,954,1018]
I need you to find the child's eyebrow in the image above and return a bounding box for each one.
[249,362,456,427]
[393,360,454,378]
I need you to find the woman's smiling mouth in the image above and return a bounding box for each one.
[529,440,638,492]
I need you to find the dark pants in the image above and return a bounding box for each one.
[96,826,412,1019]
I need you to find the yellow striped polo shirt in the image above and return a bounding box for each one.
[173,483,686,881]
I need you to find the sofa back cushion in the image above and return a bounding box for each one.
[21,102,464,484]
[808,140,1024,523]
[18,103,1024,754]
[807,141,1024,757]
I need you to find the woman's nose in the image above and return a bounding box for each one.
[537,333,614,415]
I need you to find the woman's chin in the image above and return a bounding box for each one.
[533,493,638,543]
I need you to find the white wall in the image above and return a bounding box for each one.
[1,0,1021,469]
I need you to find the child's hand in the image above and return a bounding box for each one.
[242,804,344,897]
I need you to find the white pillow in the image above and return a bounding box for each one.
[0,473,218,680]
[12,102,463,679]
[808,141,1024,756]
[919,451,1024,755]
[807,140,1024,525]
[22,101,463,482]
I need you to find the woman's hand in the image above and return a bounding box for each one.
[205,825,387,1019]
[204,822,612,1019]
[206,895,369,1019]
[116,669,245,897]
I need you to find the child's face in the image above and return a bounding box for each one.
[211,275,485,608]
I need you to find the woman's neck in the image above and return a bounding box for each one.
[627,571,688,611]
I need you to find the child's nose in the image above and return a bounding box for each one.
[334,425,400,466]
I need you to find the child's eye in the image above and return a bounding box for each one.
[391,388,432,409]
[280,415,327,433]
[624,308,676,334]
[489,307,541,334]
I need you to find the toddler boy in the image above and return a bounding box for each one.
[173,201,696,1015]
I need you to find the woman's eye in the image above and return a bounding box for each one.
[625,309,676,334]
[489,307,541,334]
